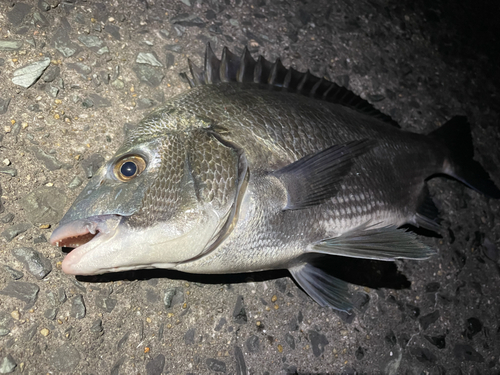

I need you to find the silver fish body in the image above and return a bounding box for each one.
[50,45,499,311]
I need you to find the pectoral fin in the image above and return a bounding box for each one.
[289,262,353,312]
[311,225,436,261]
[273,139,374,210]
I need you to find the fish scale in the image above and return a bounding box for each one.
[50,44,500,312]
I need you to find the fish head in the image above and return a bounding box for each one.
[50,123,246,276]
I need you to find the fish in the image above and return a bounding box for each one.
[49,44,500,312]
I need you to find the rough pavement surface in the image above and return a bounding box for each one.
[0,0,499,374]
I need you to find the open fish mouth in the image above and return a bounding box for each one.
[50,215,121,248]
[49,215,123,274]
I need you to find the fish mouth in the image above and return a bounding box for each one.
[49,215,123,275]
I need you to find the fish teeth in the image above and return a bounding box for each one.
[85,222,98,235]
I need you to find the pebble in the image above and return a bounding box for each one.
[0,355,17,374]
[482,237,499,261]
[1,223,31,242]
[146,354,165,375]
[165,53,175,69]
[137,98,155,109]
[464,317,482,339]
[355,346,365,360]
[10,311,20,321]
[170,14,206,28]
[111,79,124,90]
[86,94,111,108]
[411,347,436,364]
[214,317,226,332]
[105,24,121,40]
[232,295,247,324]
[136,52,163,67]
[246,335,260,353]
[8,1,31,24]
[133,65,164,88]
[52,29,81,58]
[50,344,81,371]
[24,324,38,341]
[67,62,92,77]
[42,66,60,82]
[117,332,130,350]
[165,44,183,53]
[205,358,226,373]
[81,154,105,178]
[3,265,24,280]
[40,328,49,337]
[95,295,117,313]
[33,12,49,27]
[424,334,446,349]
[11,247,52,280]
[43,308,57,320]
[1,213,15,224]
[33,234,47,244]
[405,304,420,319]
[77,35,105,49]
[184,328,195,345]
[453,343,484,362]
[419,310,440,330]
[19,187,66,225]
[0,282,39,305]
[0,41,23,51]
[45,85,59,98]
[0,98,10,115]
[234,346,247,375]
[0,168,17,177]
[308,330,329,357]
[30,148,63,171]
[12,58,51,88]
[70,295,86,319]
[163,287,183,309]
[90,319,103,333]
[285,333,295,349]
[110,357,126,375]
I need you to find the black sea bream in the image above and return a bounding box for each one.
[50,45,500,312]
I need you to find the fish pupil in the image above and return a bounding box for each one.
[121,161,137,177]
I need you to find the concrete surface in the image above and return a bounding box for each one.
[0,0,499,374]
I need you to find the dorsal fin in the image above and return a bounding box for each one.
[180,43,399,127]
[220,47,240,82]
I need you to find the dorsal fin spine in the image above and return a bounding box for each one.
[204,43,221,84]
[183,43,399,127]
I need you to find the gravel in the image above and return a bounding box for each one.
[0,0,499,373]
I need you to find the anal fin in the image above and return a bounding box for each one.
[289,262,353,312]
[273,139,374,210]
[311,225,436,261]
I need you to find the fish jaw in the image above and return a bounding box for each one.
[50,207,225,275]
[49,215,139,275]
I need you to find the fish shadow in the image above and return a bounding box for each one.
[76,256,413,291]
[77,224,441,290]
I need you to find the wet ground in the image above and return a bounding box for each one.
[0,0,499,374]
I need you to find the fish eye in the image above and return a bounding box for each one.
[113,155,147,182]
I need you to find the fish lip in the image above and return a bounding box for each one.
[49,214,121,247]
[50,215,123,275]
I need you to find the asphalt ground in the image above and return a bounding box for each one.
[0,0,499,374]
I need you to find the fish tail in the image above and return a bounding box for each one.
[429,116,500,198]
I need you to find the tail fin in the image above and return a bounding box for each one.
[429,116,500,198]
